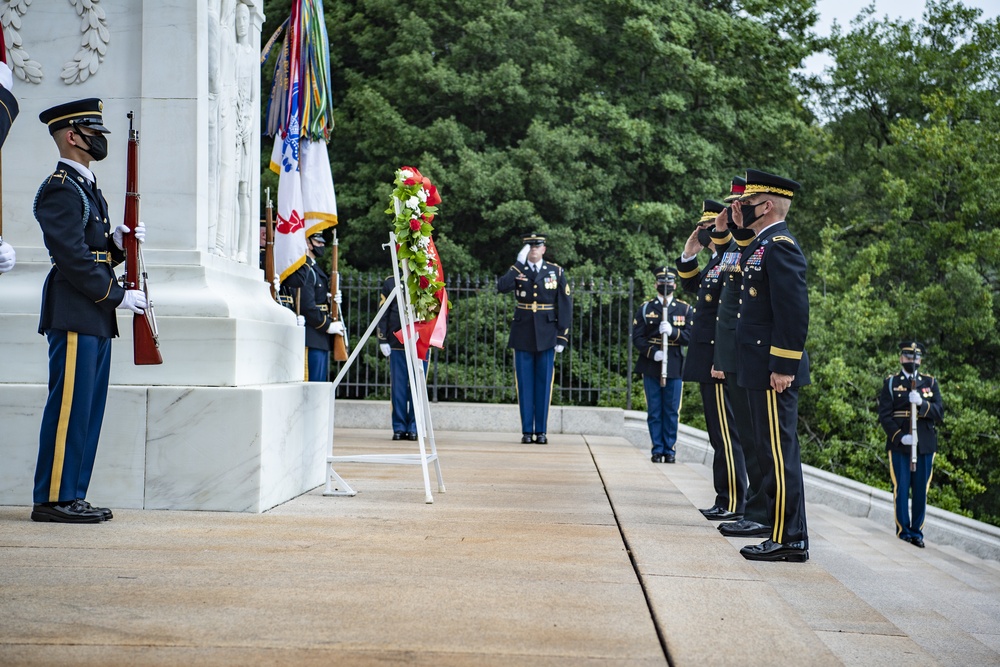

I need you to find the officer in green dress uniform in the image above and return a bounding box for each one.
[732,169,811,562]
[31,98,149,523]
[877,341,944,548]
[677,200,746,520]
[496,233,572,444]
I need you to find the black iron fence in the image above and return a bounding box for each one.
[335,272,641,409]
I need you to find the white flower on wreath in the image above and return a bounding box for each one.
[400,169,414,179]
[417,188,428,203]
[417,235,430,249]
[405,196,420,211]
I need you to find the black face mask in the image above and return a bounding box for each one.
[76,131,108,162]
[739,200,765,228]
[656,283,675,296]
[697,228,713,247]
[312,244,326,259]
[902,361,920,374]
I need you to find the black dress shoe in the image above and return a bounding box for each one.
[651,454,664,463]
[521,434,534,444]
[392,433,405,441]
[910,537,925,548]
[78,500,113,520]
[535,433,547,445]
[719,519,772,537]
[740,539,809,562]
[406,432,418,441]
[699,505,723,517]
[31,500,105,524]
[702,506,744,522]
[664,453,676,463]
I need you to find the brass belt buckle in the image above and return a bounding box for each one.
[532,303,537,313]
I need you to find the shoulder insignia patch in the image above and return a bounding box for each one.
[772,235,795,245]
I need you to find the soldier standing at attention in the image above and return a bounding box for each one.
[497,233,572,444]
[877,341,944,548]
[376,274,426,441]
[732,169,811,562]
[677,200,746,519]
[31,99,148,523]
[0,56,20,274]
[632,268,692,463]
[281,232,344,381]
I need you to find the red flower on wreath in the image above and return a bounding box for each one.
[409,218,422,231]
[419,275,431,289]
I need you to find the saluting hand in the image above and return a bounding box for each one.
[683,226,704,257]
[516,244,530,264]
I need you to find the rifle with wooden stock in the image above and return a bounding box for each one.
[263,187,277,301]
[329,230,348,361]
[122,111,162,365]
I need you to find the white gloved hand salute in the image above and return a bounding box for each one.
[908,390,923,406]
[327,321,345,335]
[658,321,672,336]
[112,221,146,250]
[379,343,392,357]
[516,244,530,264]
[0,242,15,273]
[117,290,148,314]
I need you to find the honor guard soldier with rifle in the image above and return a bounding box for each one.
[677,200,746,519]
[376,275,426,441]
[877,341,944,548]
[281,232,345,381]
[731,169,811,562]
[0,51,20,275]
[632,267,691,463]
[497,232,572,445]
[31,98,148,523]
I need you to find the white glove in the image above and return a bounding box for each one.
[112,222,145,250]
[901,434,914,446]
[379,343,391,357]
[654,350,664,362]
[327,321,345,335]
[272,276,281,292]
[554,344,564,354]
[908,390,923,406]
[296,315,305,327]
[0,62,12,91]
[516,244,530,264]
[117,290,148,314]
[0,242,15,273]
[658,321,672,336]
[333,290,342,305]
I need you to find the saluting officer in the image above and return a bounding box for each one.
[712,176,773,539]
[877,341,944,548]
[32,98,148,524]
[281,232,345,381]
[677,200,746,519]
[0,57,20,274]
[497,232,572,444]
[632,267,692,463]
[732,169,811,562]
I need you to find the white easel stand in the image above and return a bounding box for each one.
[324,233,446,503]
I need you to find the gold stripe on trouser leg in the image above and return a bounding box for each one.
[304,347,309,381]
[888,455,903,536]
[767,390,785,543]
[49,332,79,502]
[513,351,519,403]
[715,383,736,513]
[919,452,936,532]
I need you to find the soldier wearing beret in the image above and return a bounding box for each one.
[711,176,773,539]
[31,98,148,523]
[877,341,944,548]
[731,169,811,562]
[281,232,344,381]
[677,200,746,519]
[0,57,20,274]
[497,233,572,444]
[632,267,692,463]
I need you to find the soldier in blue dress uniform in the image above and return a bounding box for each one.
[377,274,427,441]
[632,267,692,463]
[31,98,149,523]
[677,200,746,518]
[732,169,811,562]
[877,341,944,548]
[497,233,572,444]
[281,233,344,381]
[0,58,20,274]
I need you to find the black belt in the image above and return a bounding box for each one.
[50,251,112,265]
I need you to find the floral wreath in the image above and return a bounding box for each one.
[386,166,444,321]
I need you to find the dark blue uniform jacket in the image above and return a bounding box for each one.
[283,257,332,351]
[497,260,572,352]
[632,296,691,380]
[877,371,944,454]
[677,251,724,383]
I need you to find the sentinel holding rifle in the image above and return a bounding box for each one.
[877,341,945,548]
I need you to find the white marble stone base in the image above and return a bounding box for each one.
[0,383,330,513]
